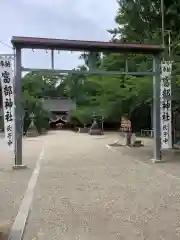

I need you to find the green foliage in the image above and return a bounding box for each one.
[22,72,55,134]
[70,107,93,125]
[34,109,50,134]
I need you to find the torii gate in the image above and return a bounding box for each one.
[11,36,164,168]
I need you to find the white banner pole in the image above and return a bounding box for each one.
[0,55,15,160]
[160,61,172,149]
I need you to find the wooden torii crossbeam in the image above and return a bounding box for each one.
[11,36,163,54]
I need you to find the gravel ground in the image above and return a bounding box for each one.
[23,131,180,240]
[111,135,180,178]
[0,135,44,237]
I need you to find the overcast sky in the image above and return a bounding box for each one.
[0,0,118,70]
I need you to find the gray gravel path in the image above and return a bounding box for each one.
[111,135,180,178]
[23,131,180,239]
[0,135,44,237]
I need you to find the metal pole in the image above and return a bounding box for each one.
[101,117,104,131]
[14,47,24,168]
[152,54,161,162]
[51,50,54,69]
[161,0,165,47]
[173,112,176,146]
[125,59,128,72]
[21,67,155,76]
[167,30,171,57]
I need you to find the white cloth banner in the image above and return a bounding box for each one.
[160,61,172,149]
[0,57,15,149]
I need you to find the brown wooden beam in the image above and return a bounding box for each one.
[11,36,164,54]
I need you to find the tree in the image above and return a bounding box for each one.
[110,0,180,56]
[99,0,180,130]
[22,72,59,134]
[22,72,63,98]
[79,52,102,69]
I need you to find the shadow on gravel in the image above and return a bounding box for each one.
[111,143,180,177]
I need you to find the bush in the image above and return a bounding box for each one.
[34,113,49,134]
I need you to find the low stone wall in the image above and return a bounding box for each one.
[78,127,89,133]
[26,130,39,137]
[89,129,103,135]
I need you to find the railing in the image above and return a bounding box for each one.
[141,129,154,137]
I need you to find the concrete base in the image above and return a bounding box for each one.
[26,131,39,137]
[13,164,27,170]
[151,159,165,164]
[173,144,180,149]
[132,140,143,147]
[89,129,103,135]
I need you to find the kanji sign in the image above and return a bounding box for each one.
[0,57,15,148]
[160,61,172,149]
